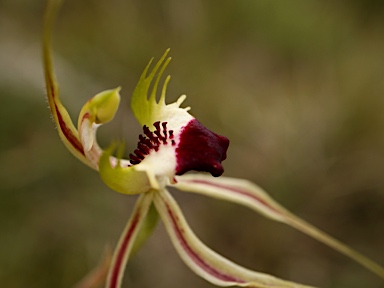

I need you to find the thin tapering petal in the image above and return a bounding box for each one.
[174,174,384,280]
[43,0,90,166]
[106,193,154,288]
[154,189,315,288]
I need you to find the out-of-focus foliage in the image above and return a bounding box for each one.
[1,0,384,287]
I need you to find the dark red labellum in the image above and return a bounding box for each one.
[175,119,229,177]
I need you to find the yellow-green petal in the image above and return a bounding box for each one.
[43,0,90,167]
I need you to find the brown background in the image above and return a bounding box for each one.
[1,0,384,287]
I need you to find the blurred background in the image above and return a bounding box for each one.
[1,0,384,287]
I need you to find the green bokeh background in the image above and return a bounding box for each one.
[1,0,384,287]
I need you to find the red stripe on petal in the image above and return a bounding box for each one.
[108,211,141,288]
[164,201,245,283]
[185,179,279,214]
[54,103,85,156]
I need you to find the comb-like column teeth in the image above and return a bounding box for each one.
[129,119,229,181]
[129,121,176,165]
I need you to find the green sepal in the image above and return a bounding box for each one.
[130,203,159,256]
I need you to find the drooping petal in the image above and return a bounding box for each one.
[174,174,384,279]
[130,49,194,133]
[106,193,154,288]
[43,0,90,167]
[98,144,151,194]
[154,189,315,288]
[78,88,121,169]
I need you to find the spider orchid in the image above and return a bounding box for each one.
[43,1,384,288]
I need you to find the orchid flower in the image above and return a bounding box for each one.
[43,1,384,288]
